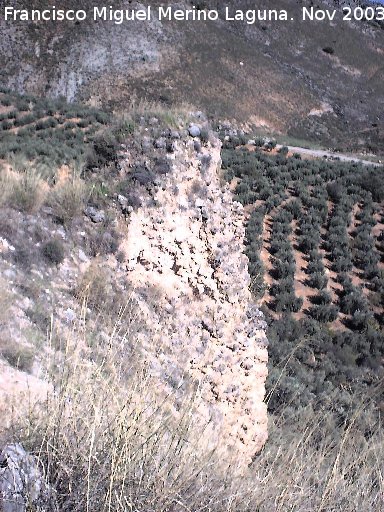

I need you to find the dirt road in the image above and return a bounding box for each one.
[276,145,382,167]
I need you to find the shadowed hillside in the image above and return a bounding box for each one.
[1,0,383,153]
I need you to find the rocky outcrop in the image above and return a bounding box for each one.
[121,134,268,467]
[0,444,57,512]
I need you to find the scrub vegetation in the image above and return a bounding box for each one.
[221,135,384,430]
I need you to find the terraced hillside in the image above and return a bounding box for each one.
[222,138,384,417]
[223,142,384,327]
[0,88,112,172]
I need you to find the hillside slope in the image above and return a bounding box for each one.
[0,93,383,512]
[0,105,268,472]
[1,0,383,153]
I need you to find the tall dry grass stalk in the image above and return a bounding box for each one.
[4,312,384,511]
[47,171,88,224]
[0,167,13,207]
[8,317,228,511]
[0,165,47,213]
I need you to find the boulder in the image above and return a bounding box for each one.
[189,125,201,137]
[0,444,57,512]
[84,206,105,224]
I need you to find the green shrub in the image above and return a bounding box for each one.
[308,304,339,323]
[265,140,277,151]
[307,272,328,290]
[199,128,209,143]
[42,239,65,265]
[273,292,303,313]
[86,133,120,171]
[1,120,13,130]
[360,168,384,202]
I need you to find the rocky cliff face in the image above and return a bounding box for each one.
[121,134,268,465]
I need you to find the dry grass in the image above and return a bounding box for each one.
[0,338,35,373]
[0,164,47,213]
[0,281,36,372]
[1,158,89,226]
[11,322,222,511]
[12,169,46,213]
[0,167,13,207]
[0,278,13,324]
[0,157,87,219]
[3,311,383,512]
[116,95,195,130]
[47,172,87,224]
[74,264,124,315]
[256,405,384,511]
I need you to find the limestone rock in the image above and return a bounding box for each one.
[0,444,57,512]
[189,125,201,137]
[84,206,105,224]
[123,134,268,469]
[0,238,15,254]
[154,137,167,149]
